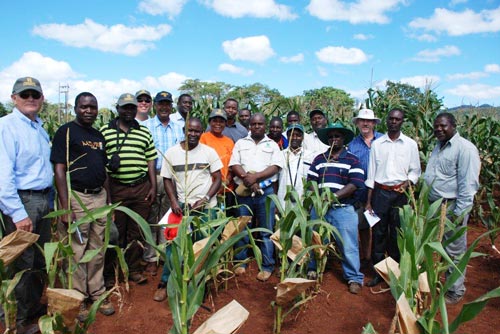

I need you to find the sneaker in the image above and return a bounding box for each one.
[153,285,167,302]
[348,282,362,294]
[234,267,246,276]
[129,272,148,285]
[98,299,115,316]
[307,271,318,280]
[77,302,89,322]
[444,291,464,304]
[145,262,158,276]
[256,271,272,282]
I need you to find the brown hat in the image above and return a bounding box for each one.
[12,77,43,95]
[116,93,137,107]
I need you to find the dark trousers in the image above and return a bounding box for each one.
[370,187,407,267]
[1,191,51,321]
[110,180,151,273]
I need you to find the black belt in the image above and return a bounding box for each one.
[111,175,148,187]
[73,186,102,194]
[18,187,51,195]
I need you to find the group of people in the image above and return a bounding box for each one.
[0,76,480,332]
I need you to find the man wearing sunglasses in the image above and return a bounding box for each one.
[0,77,52,333]
[135,89,153,122]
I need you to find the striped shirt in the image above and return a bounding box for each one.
[307,148,365,205]
[141,116,184,171]
[100,118,157,183]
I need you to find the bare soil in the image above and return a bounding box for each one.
[90,221,500,334]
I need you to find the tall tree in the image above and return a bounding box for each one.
[303,87,355,122]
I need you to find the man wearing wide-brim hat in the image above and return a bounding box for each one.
[348,109,384,269]
[306,122,365,294]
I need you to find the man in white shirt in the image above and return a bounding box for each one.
[303,109,329,157]
[277,124,313,208]
[365,108,421,287]
[229,113,284,281]
[170,94,193,128]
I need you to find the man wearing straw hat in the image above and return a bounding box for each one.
[307,122,365,294]
[348,109,384,269]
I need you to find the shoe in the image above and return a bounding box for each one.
[16,321,40,334]
[105,277,115,290]
[153,284,167,302]
[366,276,382,287]
[97,298,115,316]
[129,272,148,285]
[256,271,272,282]
[145,262,158,276]
[444,291,464,304]
[307,271,318,280]
[348,282,362,294]
[234,267,246,276]
[77,302,89,322]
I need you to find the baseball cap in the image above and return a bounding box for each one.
[116,93,137,107]
[135,89,152,99]
[286,124,305,134]
[208,108,228,121]
[154,91,173,103]
[12,77,43,95]
[309,109,325,119]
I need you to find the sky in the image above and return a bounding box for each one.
[1,0,499,110]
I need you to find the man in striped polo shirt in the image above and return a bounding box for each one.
[307,122,365,294]
[101,93,157,285]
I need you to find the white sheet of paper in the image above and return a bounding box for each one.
[364,210,380,227]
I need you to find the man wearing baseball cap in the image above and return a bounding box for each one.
[348,109,384,269]
[307,122,365,294]
[0,77,52,333]
[142,91,184,278]
[135,89,152,122]
[101,93,157,285]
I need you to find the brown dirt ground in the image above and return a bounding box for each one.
[88,221,500,334]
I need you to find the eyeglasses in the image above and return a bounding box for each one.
[19,91,42,100]
[137,98,151,103]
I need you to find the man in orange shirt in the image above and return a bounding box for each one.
[200,109,236,216]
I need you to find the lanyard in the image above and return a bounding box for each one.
[287,150,302,188]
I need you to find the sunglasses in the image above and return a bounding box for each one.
[19,90,42,100]
[137,98,151,103]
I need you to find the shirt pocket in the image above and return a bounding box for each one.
[438,157,457,176]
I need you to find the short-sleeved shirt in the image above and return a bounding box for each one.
[51,121,107,189]
[229,135,284,184]
[161,143,223,208]
[100,118,157,183]
[200,132,234,186]
[307,148,365,205]
[219,122,248,143]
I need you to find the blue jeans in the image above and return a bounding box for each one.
[310,205,364,284]
[160,243,172,284]
[234,186,276,272]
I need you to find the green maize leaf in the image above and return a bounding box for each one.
[449,286,500,332]
[5,269,27,298]
[82,290,112,330]
[38,314,55,333]
[79,248,102,264]
[45,209,72,219]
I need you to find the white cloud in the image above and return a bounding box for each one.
[414,33,437,42]
[317,66,328,77]
[306,0,405,24]
[353,33,374,40]
[315,46,369,65]
[138,0,188,18]
[485,64,500,73]
[447,72,488,80]
[399,75,440,88]
[32,19,172,56]
[449,0,468,7]
[279,53,304,63]
[412,45,460,62]
[409,7,500,36]
[218,63,254,76]
[222,35,275,63]
[446,83,500,101]
[203,0,297,20]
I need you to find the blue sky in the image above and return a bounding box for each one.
[1,0,499,109]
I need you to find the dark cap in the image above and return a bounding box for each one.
[286,124,305,134]
[12,77,43,95]
[135,89,152,98]
[208,108,228,121]
[154,91,173,103]
[309,109,325,119]
[116,93,137,107]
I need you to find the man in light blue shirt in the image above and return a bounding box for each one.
[424,112,480,304]
[141,91,184,279]
[0,77,52,332]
